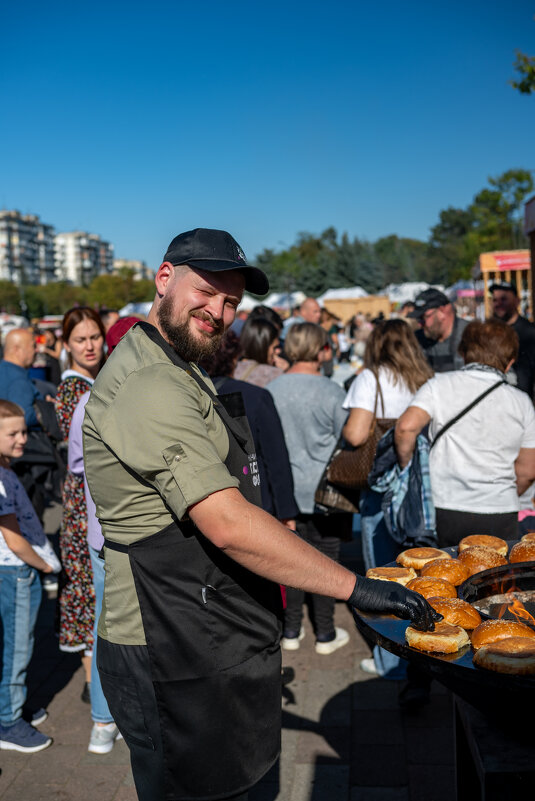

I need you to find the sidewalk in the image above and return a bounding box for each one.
[0,523,456,801]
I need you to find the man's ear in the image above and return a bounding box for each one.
[154,262,175,297]
[504,358,515,373]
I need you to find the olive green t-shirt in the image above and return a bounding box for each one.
[83,325,239,645]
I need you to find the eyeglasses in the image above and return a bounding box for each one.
[422,308,437,322]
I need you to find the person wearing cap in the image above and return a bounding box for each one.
[408,288,468,373]
[490,281,535,397]
[82,228,440,801]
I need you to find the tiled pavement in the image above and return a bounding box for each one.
[0,517,456,801]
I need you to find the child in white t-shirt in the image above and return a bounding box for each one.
[0,400,60,753]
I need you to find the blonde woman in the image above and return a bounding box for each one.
[343,319,433,677]
[268,323,350,655]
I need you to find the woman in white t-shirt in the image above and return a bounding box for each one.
[396,319,535,545]
[343,320,433,563]
[343,320,433,678]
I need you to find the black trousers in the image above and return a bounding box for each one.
[97,638,249,801]
[284,514,341,638]
[435,508,518,548]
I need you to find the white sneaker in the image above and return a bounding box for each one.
[360,657,378,675]
[88,723,121,754]
[281,628,305,651]
[315,627,350,655]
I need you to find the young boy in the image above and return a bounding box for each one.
[0,400,55,752]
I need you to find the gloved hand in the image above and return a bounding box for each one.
[348,575,442,631]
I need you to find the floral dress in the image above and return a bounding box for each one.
[55,376,95,652]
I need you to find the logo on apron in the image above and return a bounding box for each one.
[243,452,260,487]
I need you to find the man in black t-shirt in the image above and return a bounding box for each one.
[491,281,535,398]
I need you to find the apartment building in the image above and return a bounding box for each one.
[0,210,56,284]
[55,231,114,284]
[112,258,153,280]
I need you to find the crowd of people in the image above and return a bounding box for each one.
[0,234,533,801]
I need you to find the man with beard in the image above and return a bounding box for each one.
[408,288,468,372]
[82,229,439,801]
[490,281,535,397]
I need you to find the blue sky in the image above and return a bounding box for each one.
[2,1,535,271]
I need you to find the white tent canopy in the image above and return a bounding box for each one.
[382,282,444,304]
[237,293,265,312]
[118,302,153,318]
[245,291,306,311]
[316,286,368,304]
[0,313,28,340]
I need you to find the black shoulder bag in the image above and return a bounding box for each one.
[429,379,505,450]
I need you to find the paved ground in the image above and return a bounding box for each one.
[0,511,456,801]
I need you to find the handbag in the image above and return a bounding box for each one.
[327,376,396,490]
[314,440,360,515]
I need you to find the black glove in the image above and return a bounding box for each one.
[348,575,442,631]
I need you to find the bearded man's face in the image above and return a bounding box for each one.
[157,266,244,361]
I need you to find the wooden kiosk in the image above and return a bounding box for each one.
[321,294,391,323]
[475,250,532,320]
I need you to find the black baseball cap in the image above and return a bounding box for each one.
[489,281,518,295]
[163,228,269,296]
[407,288,450,319]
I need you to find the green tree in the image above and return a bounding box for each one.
[33,283,88,317]
[253,167,534,296]
[352,240,385,293]
[428,168,534,282]
[428,207,476,282]
[469,168,533,251]
[511,50,535,94]
[129,279,155,303]
[85,273,153,309]
[374,235,432,285]
[0,281,24,314]
[332,233,363,287]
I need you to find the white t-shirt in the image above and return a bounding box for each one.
[343,367,414,418]
[411,367,535,513]
[337,331,350,352]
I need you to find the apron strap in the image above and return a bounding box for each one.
[135,322,249,450]
[102,518,198,556]
[102,538,129,554]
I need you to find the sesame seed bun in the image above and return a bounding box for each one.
[397,547,451,571]
[405,621,470,653]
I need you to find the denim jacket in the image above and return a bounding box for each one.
[368,429,437,549]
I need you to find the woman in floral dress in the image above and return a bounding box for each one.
[55,308,105,701]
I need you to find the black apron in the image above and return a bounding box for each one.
[105,323,283,801]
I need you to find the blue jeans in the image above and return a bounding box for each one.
[89,546,113,723]
[360,489,406,680]
[0,565,42,725]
